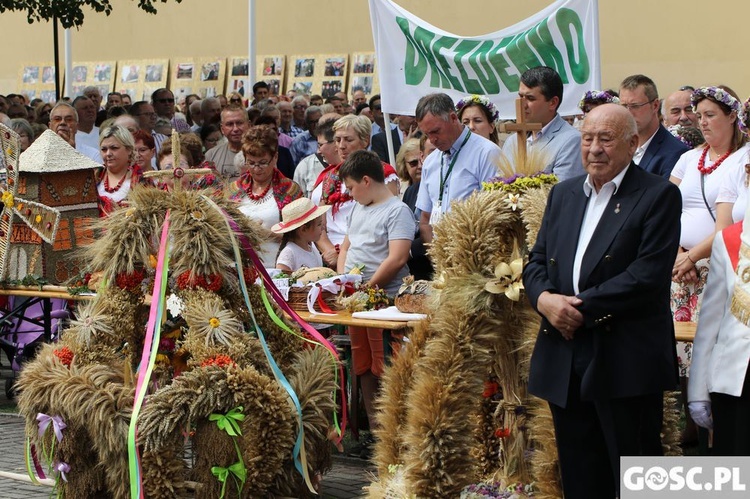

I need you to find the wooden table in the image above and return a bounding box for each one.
[0,285,93,301]
[294,310,416,330]
[674,321,696,342]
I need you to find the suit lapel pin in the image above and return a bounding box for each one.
[614,203,621,214]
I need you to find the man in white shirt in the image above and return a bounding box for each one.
[619,74,688,178]
[524,104,681,499]
[48,102,102,163]
[73,96,99,151]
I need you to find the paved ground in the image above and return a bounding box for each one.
[0,367,374,498]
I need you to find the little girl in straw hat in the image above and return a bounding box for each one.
[271,197,331,273]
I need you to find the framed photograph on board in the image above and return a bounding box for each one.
[349,52,379,98]
[66,61,117,98]
[254,55,286,96]
[117,59,168,103]
[312,54,348,97]
[18,62,57,103]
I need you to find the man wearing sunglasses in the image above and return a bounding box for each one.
[619,75,688,178]
[151,88,190,133]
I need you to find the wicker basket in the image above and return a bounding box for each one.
[287,285,340,312]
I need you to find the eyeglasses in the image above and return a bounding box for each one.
[406,159,420,167]
[373,105,382,111]
[50,115,76,123]
[620,99,655,111]
[245,159,272,169]
[154,98,175,104]
[293,105,307,110]
[230,98,242,103]
[317,140,333,148]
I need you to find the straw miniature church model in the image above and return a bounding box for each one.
[17,185,340,498]
[8,129,100,283]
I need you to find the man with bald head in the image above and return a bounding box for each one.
[524,104,681,499]
[663,87,699,127]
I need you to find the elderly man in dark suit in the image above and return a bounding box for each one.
[523,104,682,499]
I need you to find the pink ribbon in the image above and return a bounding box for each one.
[55,461,70,482]
[36,413,66,442]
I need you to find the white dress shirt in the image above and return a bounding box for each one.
[573,165,630,294]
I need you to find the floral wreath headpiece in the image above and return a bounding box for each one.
[691,87,748,136]
[578,90,619,111]
[455,95,500,123]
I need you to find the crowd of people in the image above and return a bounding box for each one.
[2,64,750,495]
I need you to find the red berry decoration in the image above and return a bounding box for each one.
[176,271,223,292]
[115,268,147,292]
[53,346,74,367]
[200,354,235,368]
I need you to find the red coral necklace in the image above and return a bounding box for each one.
[697,145,731,175]
[103,169,129,193]
[247,179,272,201]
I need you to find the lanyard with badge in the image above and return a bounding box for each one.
[429,130,471,225]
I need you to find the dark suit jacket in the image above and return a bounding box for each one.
[638,125,689,178]
[371,128,402,163]
[523,164,681,407]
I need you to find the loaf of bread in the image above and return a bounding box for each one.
[394,277,432,314]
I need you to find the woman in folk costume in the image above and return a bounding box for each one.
[96,125,144,216]
[689,191,750,455]
[226,125,303,268]
[668,86,749,443]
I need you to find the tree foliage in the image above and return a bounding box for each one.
[0,0,183,29]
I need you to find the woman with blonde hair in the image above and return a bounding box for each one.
[310,114,399,266]
[97,125,143,216]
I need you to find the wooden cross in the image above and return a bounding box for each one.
[142,130,212,189]
[503,98,543,169]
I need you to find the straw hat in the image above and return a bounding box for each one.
[271,197,330,234]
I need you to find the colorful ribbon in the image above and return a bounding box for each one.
[128,210,172,499]
[204,200,348,442]
[210,406,248,498]
[25,439,45,483]
[55,461,70,482]
[37,413,66,442]
[258,287,342,436]
[211,460,246,499]
[209,406,245,437]
[201,196,317,493]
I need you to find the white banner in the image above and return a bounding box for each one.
[368,0,600,118]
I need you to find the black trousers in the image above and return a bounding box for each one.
[711,362,750,456]
[549,369,664,499]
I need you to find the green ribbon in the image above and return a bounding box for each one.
[211,460,246,499]
[209,406,245,437]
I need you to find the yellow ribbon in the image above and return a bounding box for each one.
[209,406,245,437]
[485,258,525,301]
